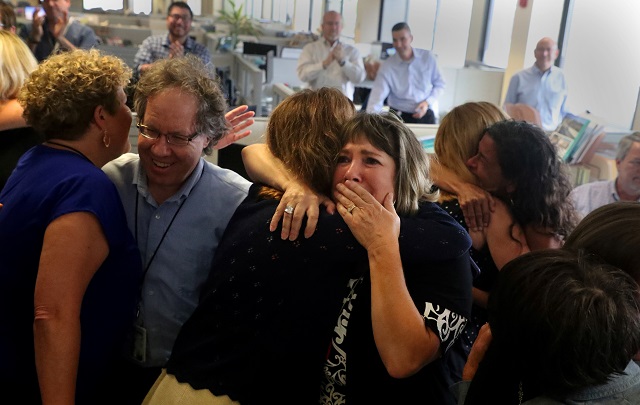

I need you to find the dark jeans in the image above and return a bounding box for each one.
[393,108,436,124]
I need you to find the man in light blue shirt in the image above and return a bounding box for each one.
[504,37,568,131]
[366,22,445,124]
[102,55,252,402]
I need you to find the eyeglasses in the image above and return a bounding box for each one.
[137,123,199,146]
[168,13,191,22]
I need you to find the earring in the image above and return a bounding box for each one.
[102,130,110,148]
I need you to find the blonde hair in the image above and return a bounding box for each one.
[434,101,509,184]
[19,49,131,140]
[0,30,37,100]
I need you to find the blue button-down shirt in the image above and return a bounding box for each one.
[133,34,213,77]
[366,48,445,119]
[504,65,568,131]
[103,154,250,366]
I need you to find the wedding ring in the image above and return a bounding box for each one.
[347,205,356,214]
[284,205,295,215]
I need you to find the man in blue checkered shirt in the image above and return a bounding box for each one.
[133,1,213,80]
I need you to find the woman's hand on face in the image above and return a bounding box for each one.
[271,181,335,241]
[462,323,493,381]
[334,180,400,251]
[215,105,256,150]
[458,183,495,232]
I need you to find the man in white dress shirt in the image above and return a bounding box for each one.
[297,11,365,101]
[571,132,640,218]
[366,22,445,124]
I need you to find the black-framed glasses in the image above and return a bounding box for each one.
[168,13,191,22]
[137,123,199,146]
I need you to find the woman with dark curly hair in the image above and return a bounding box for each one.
[466,120,578,249]
[0,49,143,404]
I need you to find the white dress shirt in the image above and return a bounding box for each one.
[297,38,366,100]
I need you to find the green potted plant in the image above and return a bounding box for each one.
[217,0,263,50]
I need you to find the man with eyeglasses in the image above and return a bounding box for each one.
[571,132,640,218]
[20,0,98,62]
[133,1,212,80]
[101,55,252,402]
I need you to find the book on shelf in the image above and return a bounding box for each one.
[573,131,606,165]
[548,113,590,162]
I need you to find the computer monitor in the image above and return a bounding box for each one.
[243,42,279,57]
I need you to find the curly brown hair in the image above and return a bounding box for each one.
[133,55,227,156]
[486,120,578,237]
[18,49,131,140]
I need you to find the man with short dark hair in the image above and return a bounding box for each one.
[297,10,365,101]
[134,1,212,78]
[571,132,640,218]
[20,0,98,61]
[366,22,445,124]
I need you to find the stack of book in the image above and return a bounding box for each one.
[547,113,606,165]
[547,113,637,186]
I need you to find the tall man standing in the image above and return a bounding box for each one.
[504,37,568,131]
[102,55,252,403]
[366,22,445,124]
[21,0,98,62]
[134,2,212,78]
[297,10,365,101]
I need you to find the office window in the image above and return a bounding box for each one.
[379,0,472,68]
[188,0,202,16]
[482,0,517,68]
[522,0,563,68]
[228,0,294,25]
[563,0,640,128]
[131,0,151,15]
[83,0,123,11]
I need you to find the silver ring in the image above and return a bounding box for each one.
[347,205,356,214]
[284,205,294,215]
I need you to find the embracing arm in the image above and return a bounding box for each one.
[34,212,108,404]
[430,157,494,231]
[241,144,334,240]
[335,181,440,377]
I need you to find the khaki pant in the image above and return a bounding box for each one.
[143,369,240,405]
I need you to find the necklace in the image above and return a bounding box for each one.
[45,140,92,164]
